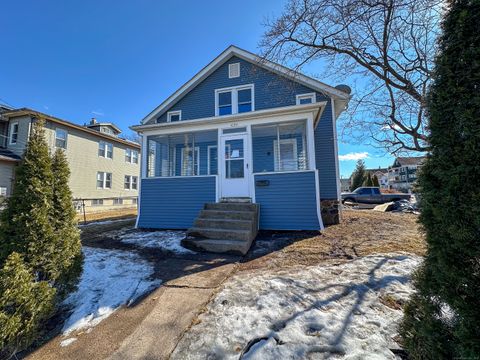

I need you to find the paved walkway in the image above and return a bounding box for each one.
[27,254,239,360]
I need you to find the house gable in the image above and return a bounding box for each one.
[149,55,331,124]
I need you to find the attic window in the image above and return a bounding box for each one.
[296,93,316,105]
[229,63,240,78]
[167,110,182,122]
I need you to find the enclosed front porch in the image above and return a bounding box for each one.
[137,114,324,232]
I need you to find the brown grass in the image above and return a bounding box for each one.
[76,208,137,223]
[241,210,425,271]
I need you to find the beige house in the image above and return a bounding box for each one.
[0,107,141,213]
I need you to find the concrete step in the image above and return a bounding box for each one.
[205,202,258,212]
[199,209,256,221]
[194,218,253,231]
[219,197,252,203]
[181,237,253,256]
[187,227,254,242]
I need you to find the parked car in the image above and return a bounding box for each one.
[341,187,410,204]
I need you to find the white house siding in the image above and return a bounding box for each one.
[0,160,16,197]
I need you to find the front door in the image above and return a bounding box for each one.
[220,133,250,198]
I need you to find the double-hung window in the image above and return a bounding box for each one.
[97,172,112,189]
[124,175,138,190]
[99,141,113,159]
[55,128,67,149]
[132,150,139,164]
[215,85,254,116]
[125,149,132,163]
[9,122,19,144]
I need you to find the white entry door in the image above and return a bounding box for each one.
[220,133,250,198]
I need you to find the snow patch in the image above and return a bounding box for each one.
[61,247,160,336]
[60,338,77,347]
[119,230,194,254]
[171,254,422,360]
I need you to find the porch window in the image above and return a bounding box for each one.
[146,130,217,177]
[252,120,308,173]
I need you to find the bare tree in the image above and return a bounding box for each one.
[261,0,443,154]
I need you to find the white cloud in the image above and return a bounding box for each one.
[91,110,105,116]
[339,152,370,161]
[43,105,49,110]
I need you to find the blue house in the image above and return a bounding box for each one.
[132,46,350,252]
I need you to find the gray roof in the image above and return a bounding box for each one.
[395,156,427,166]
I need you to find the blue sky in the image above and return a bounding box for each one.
[0,0,393,177]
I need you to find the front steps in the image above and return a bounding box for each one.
[182,200,259,255]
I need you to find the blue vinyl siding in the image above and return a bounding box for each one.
[314,100,338,199]
[137,176,216,229]
[152,56,320,124]
[254,172,320,230]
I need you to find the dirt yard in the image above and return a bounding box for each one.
[242,209,425,271]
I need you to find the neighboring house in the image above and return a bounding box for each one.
[1,109,141,212]
[388,157,426,193]
[131,45,351,231]
[0,105,21,198]
[367,168,389,189]
[340,178,350,192]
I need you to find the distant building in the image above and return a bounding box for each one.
[1,108,141,213]
[367,168,389,189]
[340,178,350,192]
[387,156,426,193]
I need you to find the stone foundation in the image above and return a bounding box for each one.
[321,199,340,225]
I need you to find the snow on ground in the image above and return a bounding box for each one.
[172,254,422,360]
[118,230,194,254]
[60,246,160,344]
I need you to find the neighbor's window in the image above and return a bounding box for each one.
[97,172,112,189]
[55,128,67,149]
[91,199,103,206]
[132,176,138,190]
[9,122,19,144]
[125,149,132,163]
[167,110,182,122]
[252,120,308,173]
[132,150,139,164]
[124,175,131,190]
[99,141,113,158]
[216,85,254,116]
[296,93,316,105]
[113,198,123,205]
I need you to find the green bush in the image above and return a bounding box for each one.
[400,0,480,358]
[0,252,55,358]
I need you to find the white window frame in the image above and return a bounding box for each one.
[273,138,298,171]
[97,172,112,189]
[167,110,182,122]
[207,145,217,175]
[55,128,68,149]
[124,175,131,190]
[215,84,254,116]
[132,176,138,190]
[228,62,240,78]
[296,93,316,105]
[132,150,139,164]
[9,122,19,145]
[180,146,200,176]
[125,148,132,163]
[99,141,113,159]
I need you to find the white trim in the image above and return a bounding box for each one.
[253,169,315,176]
[247,124,255,203]
[98,140,113,159]
[140,45,350,124]
[228,62,240,78]
[134,102,326,135]
[215,84,254,117]
[273,138,298,172]
[314,169,325,230]
[219,132,251,198]
[167,110,182,122]
[142,174,216,180]
[96,171,112,189]
[180,146,200,176]
[207,145,217,175]
[296,92,316,105]
[9,121,19,145]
